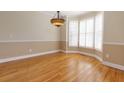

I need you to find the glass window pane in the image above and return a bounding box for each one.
[79,20,86,47]
[69,20,78,47]
[86,17,94,48]
[86,18,94,33]
[86,32,94,48]
[95,14,103,32]
[95,13,103,51]
[80,20,86,33]
[79,33,85,47]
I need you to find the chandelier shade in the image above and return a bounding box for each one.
[50,11,65,27]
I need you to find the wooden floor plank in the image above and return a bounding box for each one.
[0,52,124,82]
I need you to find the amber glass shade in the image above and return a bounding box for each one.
[51,18,64,27]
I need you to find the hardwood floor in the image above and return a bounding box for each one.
[0,52,124,82]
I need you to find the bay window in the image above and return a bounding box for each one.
[69,13,103,51]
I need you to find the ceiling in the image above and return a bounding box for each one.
[62,11,87,16]
[43,11,88,17]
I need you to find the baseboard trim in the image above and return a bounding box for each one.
[61,50,124,71]
[102,61,124,71]
[0,50,60,63]
[60,50,103,62]
[1,49,123,71]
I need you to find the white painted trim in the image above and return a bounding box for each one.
[0,40,60,43]
[60,50,103,62]
[103,61,124,71]
[61,50,124,71]
[1,49,123,71]
[79,51,95,57]
[0,50,60,63]
[60,50,68,53]
[60,50,78,53]
[65,51,79,53]
[0,49,102,64]
[79,51,103,62]
[103,42,124,45]
[94,55,103,62]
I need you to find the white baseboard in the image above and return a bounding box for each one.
[60,50,79,53]
[61,50,124,71]
[1,49,123,71]
[102,61,124,71]
[0,50,60,63]
[65,50,79,53]
[94,55,103,62]
[60,50,103,62]
[59,50,67,53]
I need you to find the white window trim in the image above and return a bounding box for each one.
[68,13,103,52]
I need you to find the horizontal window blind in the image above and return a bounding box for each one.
[68,13,103,51]
[69,20,78,47]
[95,13,103,51]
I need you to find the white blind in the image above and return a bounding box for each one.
[86,17,94,48]
[79,17,94,48]
[69,20,78,47]
[69,13,103,51]
[79,20,86,47]
[95,13,103,51]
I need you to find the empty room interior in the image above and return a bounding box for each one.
[0,11,124,82]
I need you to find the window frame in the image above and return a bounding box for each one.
[68,13,103,52]
[68,19,79,47]
[79,17,95,49]
[79,19,86,48]
[94,13,103,52]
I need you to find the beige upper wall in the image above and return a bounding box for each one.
[60,23,66,41]
[60,16,69,42]
[104,11,124,43]
[103,12,124,66]
[0,11,60,41]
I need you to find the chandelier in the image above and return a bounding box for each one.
[51,11,65,27]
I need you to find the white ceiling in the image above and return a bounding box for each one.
[62,11,87,16]
[43,11,88,17]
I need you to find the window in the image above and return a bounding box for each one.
[69,20,78,47]
[95,13,103,51]
[85,17,94,48]
[79,20,86,47]
[69,13,103,51]
[79,17,94,48]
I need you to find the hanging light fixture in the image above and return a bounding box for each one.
[51,11,65,27]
